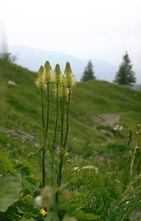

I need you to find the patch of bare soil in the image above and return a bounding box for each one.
[93,113,120,127]
[6,129,39,147]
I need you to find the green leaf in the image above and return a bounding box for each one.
[20,218,35,221]
[0,155,15,173]
[22,179,34,193]
[71,192,86,200]
[0,159,6,174]
[23,162,35,172]
[85,213,101,220]
[60,203,85,211]
[90,178,100,187]
[108,186,122,199]
[73,210,101,220]
[0,172,21,212]
[73,210,86,218]
[102,190,111,200]
[0,150,9,158]
[44,212,60,221]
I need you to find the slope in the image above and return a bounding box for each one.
[0,59,141,159]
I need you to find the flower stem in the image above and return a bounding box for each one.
[60,99,65,146]
[63,88,71,150]
[137,129,140,175]
[41,87,45,128]
[53,84,59,147]
[42,83,50,187]
[113,131,119,180]
[40,87,46,187]
[45,83,50,143]
[55,98,66,207]
[124,154,132,191]
[51,84,59,187]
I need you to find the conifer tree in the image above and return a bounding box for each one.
[114,52,136,86]
[81,60,96,82]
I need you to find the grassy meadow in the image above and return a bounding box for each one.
[0,58,141,221]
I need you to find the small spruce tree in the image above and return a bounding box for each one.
[114,52,136,86]
[81,60,96,82]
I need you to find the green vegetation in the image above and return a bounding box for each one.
[0,58,141,158]
[0,58,141,221]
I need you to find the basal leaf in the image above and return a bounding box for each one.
[85,213,101,220]
[74,210,101,220]
[0,172,21,212]
[44,211,60,221]
[20,218,35,221]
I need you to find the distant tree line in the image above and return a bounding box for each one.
[81,52,136,86]
[0,53,18,63]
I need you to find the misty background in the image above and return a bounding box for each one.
[0,0,141,84]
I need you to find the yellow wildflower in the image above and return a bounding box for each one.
[40,208,47,216]
[65,152,68,156]
[67,159,72,163]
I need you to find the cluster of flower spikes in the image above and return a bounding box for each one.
[35,61,76,100]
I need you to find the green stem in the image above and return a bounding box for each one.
[58,98,65,184]
[63,88,71,150]
[55,152,64,209]
[124,161,130,191]
[40,87,45,187]
[57,89,71,189]
[45,83,50,142]
[130,151,135,178]
[42,83,50,187]
[137,130,140,175]
[51,84,59,187]
[57,153,64,187]
[41,87,45,128]
[137,152,141,175]
[55,98,65,207]
[113,131,119,180]
[60,99,65,146]
[42,148,45,187]
[53,84,59,147]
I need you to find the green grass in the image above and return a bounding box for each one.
[0,58,141,158]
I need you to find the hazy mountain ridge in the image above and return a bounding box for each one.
[8,45,141,84]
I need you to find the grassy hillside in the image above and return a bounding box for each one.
[0,59,141,160]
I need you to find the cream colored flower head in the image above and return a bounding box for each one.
[44,61,53,84]
[58,75,69,100]
[64,62,76,88]
[35,65,46,89]
[54,63,62,84]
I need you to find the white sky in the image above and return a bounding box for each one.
[0,0,141,70]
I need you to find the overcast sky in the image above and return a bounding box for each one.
[0,0,141,71]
